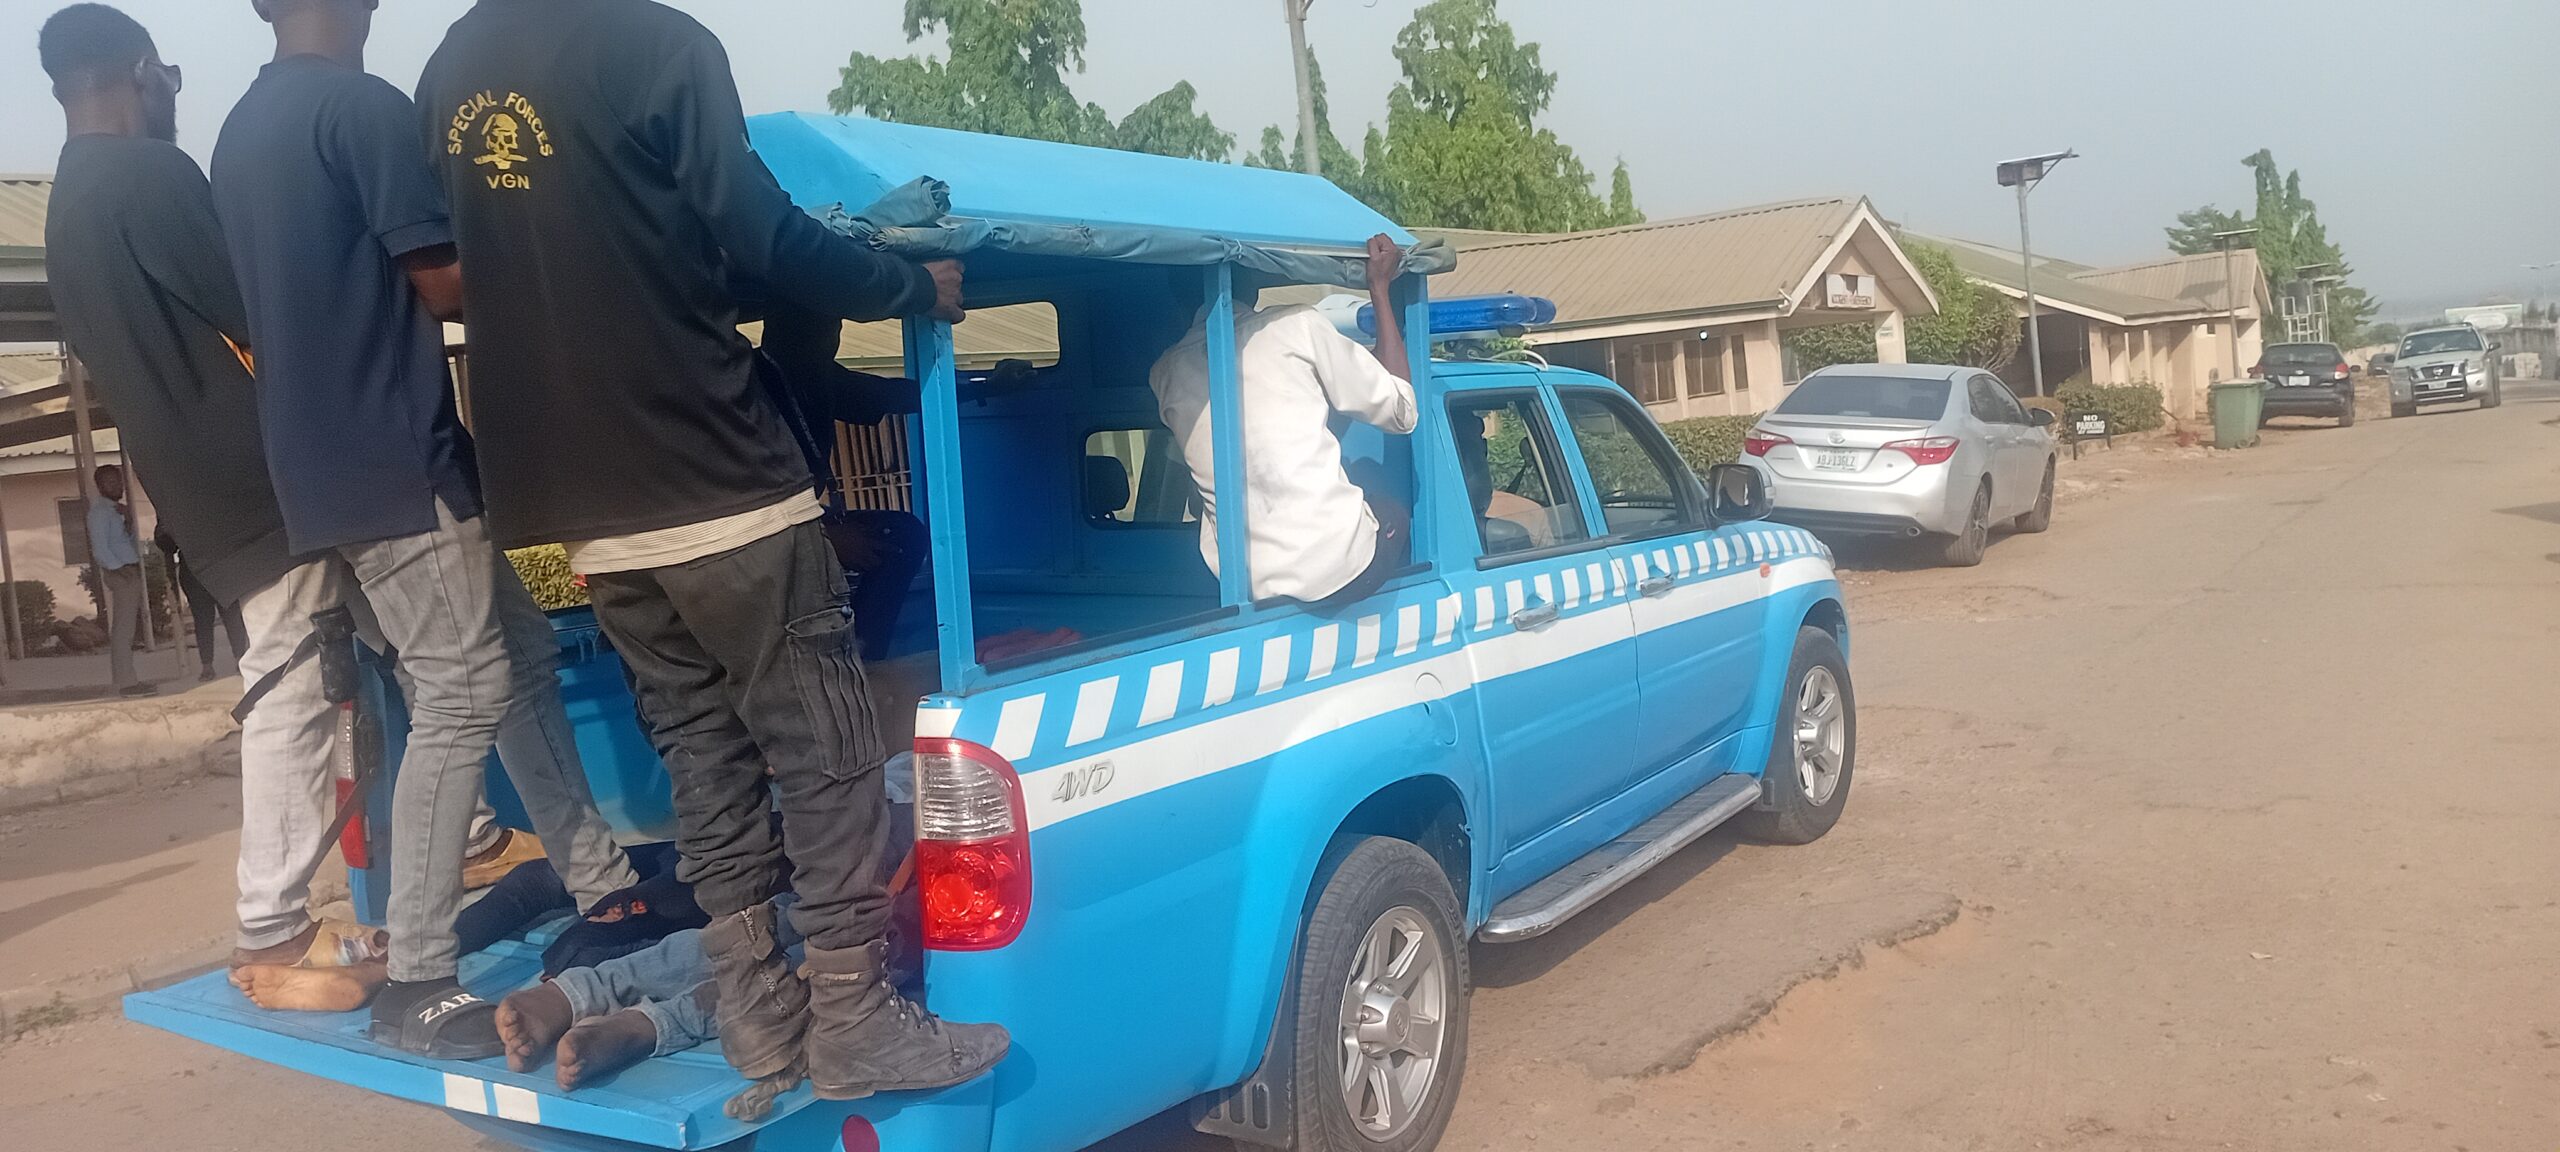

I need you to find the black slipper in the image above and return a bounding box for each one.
[369,977,504,1061]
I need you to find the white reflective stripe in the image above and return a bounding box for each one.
[1258,634,1293,694]
[1018,556,1837,831]
[1560,566,1582,607]
[1138,662,1184,726]
[1434,594,1463,646]
[1653,549,1672,574]
[914,705,961,741]
[990,695,1045,761]
[1586,562,1606,600]
[1611,558,1629,595]
[1474,586,1497,632]
[1203,648,1240,708]
[442,1073,486,1114]
[1066,678,1118,746]
[1674,548,1692,576]
[1534,573,1554,605]
[1693,541,1712,570]
[491,1084,542,1124]
[1506,581,1525,619]
[1713,538,1731,567]
[1395,604,1422,657]
[1307,624,1340,680]
[1354,615,1383,667]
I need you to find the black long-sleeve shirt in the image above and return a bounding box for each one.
[417,0,937,548]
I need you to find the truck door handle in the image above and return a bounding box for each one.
[1510,601,1559,630]
[1638,575,1675,598]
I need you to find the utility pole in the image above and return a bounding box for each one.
[1282,0,1321,177]
[1997,151,2077,397]
[2215,228,2257,380]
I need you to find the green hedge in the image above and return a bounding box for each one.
[1661,414,1764,472]
[6,580,55,651]
[2053,382,2166,435]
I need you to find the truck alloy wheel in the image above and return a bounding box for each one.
[1290,837,1469,1151]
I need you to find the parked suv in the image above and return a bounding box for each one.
[2390,325,2503,417]
[2254,342,2356,427]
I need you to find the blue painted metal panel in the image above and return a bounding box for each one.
[748,113,1412,253]
[1203,265,1252,608]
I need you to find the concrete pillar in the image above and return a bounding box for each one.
[1874,309,1908,364]
[1748,320,1786,405]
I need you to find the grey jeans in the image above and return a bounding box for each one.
[233,500,634,977]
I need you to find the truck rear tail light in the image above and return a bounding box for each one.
[1742,431,1792,457]
[1884,436,1960,466]
[912,738,1031,951]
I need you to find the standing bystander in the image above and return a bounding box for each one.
[85,463,152,695]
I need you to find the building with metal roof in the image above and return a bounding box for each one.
[1423,198,1941,422]
[1910,231,2270,420]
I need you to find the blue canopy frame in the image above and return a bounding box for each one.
[747,114,1442,694]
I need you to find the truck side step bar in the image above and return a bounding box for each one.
[1478,773,1763,943]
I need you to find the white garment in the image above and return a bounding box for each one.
[86,495,141,570]
[1148,304,1417,602]
[563,490,823,576]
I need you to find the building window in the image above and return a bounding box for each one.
[1623,338,1680,406]
[1684,336,1727,397]
[1732,334,1750,391]
[57,497,90,568]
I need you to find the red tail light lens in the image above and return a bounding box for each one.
[2333,364,2350,380]
[1742,431,1792,457]
[912,738,1031,951]
[1885,436,1960,466]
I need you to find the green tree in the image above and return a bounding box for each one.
[2165,150,2379,344]
[1362,0,1639,231]
[830,0,1233,161]
[1245,51,1387,208]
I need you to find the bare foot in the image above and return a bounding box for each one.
[496,983,575,1074]
[229,922,320,970]
[556,1008,659,1090]
[230,961,387,1013]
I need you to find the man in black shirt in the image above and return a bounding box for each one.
[38,2,389,982]
[213,0,639,1059]
[419,0,1005,1097]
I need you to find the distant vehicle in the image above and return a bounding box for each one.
[2365,352,2394,378]
[1743,363,2058,567]
[2253,342,2356,427]
[2390,325,2503,417]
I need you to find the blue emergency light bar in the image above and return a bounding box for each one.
[1360,294,1558,339]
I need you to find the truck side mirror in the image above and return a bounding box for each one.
[1707,463,1771,524]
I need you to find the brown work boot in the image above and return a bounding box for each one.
[700,904,809,1081]
[800,940,1009,1100]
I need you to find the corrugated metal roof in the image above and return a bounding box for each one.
[0,176,51,250]
[739,301,1064,372]
[2071,249,2267,316]
[0,351,61,393]
[1913,230,2203,323]
[1424,199,1865,330]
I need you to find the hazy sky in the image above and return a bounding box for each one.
[6,0,2555,312]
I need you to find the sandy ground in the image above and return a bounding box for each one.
[5,385,2558,1151]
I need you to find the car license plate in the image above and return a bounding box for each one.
[2283,374,2311,387]
[1812,449,1860,472]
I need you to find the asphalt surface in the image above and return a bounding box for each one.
[6,381,2558,1151]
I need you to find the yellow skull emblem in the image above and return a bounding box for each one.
[476,113,529,171]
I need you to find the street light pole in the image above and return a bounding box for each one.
[2215,228,2256,380]
[1282,0,1322,177]
[1997,150,2077,397]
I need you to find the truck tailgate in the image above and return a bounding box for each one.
[125,934,804,1150]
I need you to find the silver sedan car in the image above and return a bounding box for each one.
[1740,363,2058,566]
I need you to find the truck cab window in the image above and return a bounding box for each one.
[1451,394,1586,557]
[1083,427,1200,526]
[1558,392,1689,538]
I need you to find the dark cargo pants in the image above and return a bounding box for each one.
[586,521,892,951]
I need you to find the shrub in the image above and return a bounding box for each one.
[1660,414,1764,472]
[2053,381,2166,435]
[5,580,57,651]
[507,545,589,612]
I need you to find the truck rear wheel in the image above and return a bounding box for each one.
[1287,837,1469,1152]
[1737,627,1856,845]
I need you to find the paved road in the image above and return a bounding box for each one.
[7,383,2558,1151]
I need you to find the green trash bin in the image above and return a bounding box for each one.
[2210,380,2265,449]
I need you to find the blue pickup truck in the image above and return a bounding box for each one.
[128,116,1856,1152]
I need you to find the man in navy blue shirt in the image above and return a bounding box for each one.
[211,0,635,1059]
